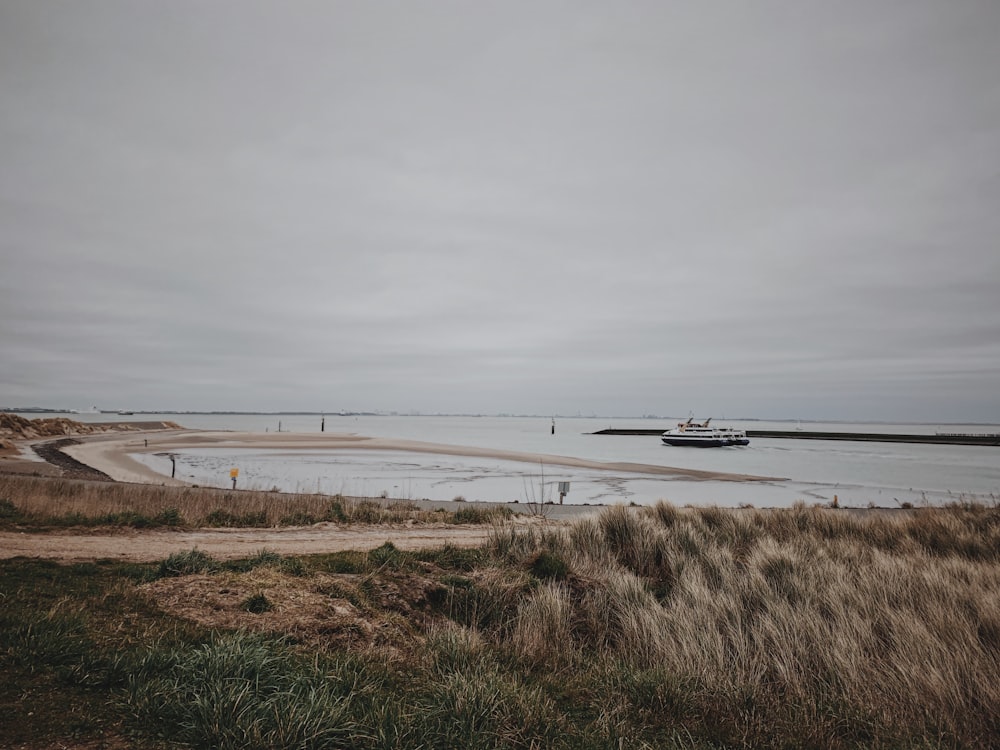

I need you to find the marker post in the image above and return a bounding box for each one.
[558,481,570,504]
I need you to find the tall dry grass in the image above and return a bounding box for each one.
[9,497,999,747]
[484,501,1000,747]
[0,474,510,527]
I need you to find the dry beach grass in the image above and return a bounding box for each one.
[3,484,999,746]
[0,473,515,529]
[485,501,1000,746]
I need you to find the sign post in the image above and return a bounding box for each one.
[557,481,570,504]
[230,467,239,489]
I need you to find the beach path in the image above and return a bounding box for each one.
[0,522,504,563]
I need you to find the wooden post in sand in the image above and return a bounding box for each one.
[170,456,176,478]
[321,416,325,432]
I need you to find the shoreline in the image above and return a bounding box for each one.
[60,429,785,488]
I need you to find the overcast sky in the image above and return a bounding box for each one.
[2,1,999,421]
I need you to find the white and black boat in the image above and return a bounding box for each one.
[661,418,750,447]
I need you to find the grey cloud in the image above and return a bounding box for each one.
[2,1,999,420]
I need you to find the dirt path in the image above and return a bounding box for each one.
[0,523,513,563]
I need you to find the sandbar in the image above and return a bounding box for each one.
[61,430,782,485]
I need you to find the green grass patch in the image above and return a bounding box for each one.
[367,541,406,570]
[222,548,308,576]
[450,505,514,524]
[279,511,318,526]
[203,508,269,527]
[0,500,186,530]
[242,592,274,613]
[309,550,371,575]
[414,544,484,571]
[0,497,19,520]
[529,550,569,580]
[156,548,218,578]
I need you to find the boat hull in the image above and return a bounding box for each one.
[661,437,730,447]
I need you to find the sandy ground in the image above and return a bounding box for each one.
[61,430,193,485]
[61,429,781,484]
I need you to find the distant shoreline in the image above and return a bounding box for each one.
[6,409,1000,427]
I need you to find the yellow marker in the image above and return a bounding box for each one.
[230,468,239,478]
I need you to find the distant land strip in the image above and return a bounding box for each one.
[592,429,1000,446]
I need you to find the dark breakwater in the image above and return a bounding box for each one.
[592,429,1000,446]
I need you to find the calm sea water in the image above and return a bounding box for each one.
[20,413,1000,508]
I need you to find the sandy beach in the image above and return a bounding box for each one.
[59,429,782,486]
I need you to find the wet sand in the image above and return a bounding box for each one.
[61,429,782,486]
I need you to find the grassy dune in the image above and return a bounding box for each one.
[2,495,999,748]
[490,502,1000,746]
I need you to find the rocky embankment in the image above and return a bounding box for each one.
[30,437,114,480]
